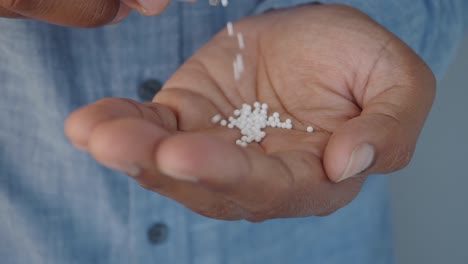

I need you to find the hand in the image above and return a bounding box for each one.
[65,4,435,221]
[0,0,175,27]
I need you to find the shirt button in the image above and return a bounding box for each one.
[147,222,169,245]
[138,79,163,102]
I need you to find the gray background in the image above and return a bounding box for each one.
[390,35,468,264]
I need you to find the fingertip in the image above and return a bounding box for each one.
[65,102,120,151]
[336,142,376,182]
[156,134,249,185]
[87,120,141,176]
[65,107,92,150]
[324,117,375,182]
[109,2,132,25]
[88,118,169,175]
[324,113,415,182]
[156,135,202,182]
[64,98,144,151]
[156,134,216,178]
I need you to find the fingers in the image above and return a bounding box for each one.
[88,118,169,177]
[88,118,250,220]
[65,98,177,151]
[324,37,436,182]
[0,0,127,27]
[66,98,251,220]
[156,133,286,220]
[156,133,347,220]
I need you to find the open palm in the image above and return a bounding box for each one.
[66,5,434,221]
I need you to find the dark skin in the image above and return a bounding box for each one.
[0,0,434,221]
[0,0,160,26]
[63,4,435,221]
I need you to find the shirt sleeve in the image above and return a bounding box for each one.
[254,0,466,79]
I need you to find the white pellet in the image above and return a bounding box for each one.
[211,114,222,124]
[233,59,240,80]
[221,0,228,7]
[227,22,234,36]
[237,33,245,49]
[209,0,219,6]
[307,126,314,133]
[236,54,244,73]
[213,102,303,146]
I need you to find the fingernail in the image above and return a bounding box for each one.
[109,4,131,25]
[339,143,375,182]
[167,174,199,183]
[136,0,169,15]
[106,162,141,178]
[159,165,199,183]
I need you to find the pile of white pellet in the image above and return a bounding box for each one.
[212,102,314,147]
[207,0,314,147]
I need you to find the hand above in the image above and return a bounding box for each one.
[65,4,435,221]
[0,0,176,27]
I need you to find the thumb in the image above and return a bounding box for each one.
[324,57,436,182]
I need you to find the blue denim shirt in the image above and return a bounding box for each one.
[0,1,465,263]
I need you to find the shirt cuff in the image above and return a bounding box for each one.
[254,0,465,79]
